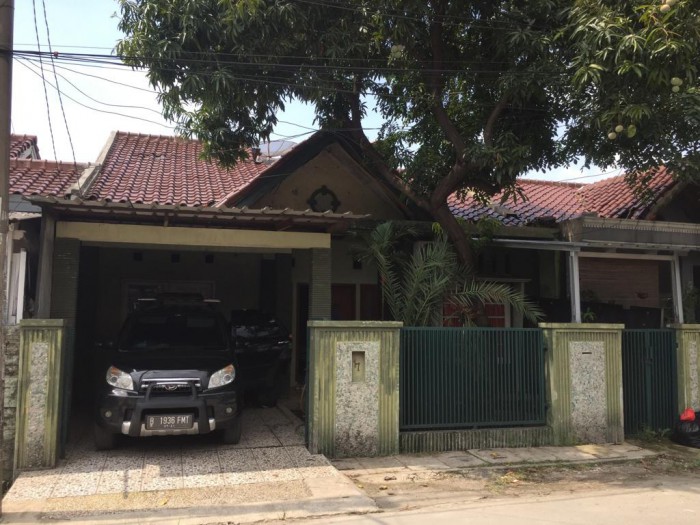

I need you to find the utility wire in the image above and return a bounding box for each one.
[11,49,571,77]
[15,53,560,116]
[41,0,79,184]
[31,0,57,160]
[16,58,176,129]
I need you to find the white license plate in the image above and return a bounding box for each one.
[146,414,193,430]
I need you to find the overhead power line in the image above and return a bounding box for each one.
[41,0,78,173]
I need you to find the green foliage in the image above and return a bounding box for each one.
[357,222,542,327]
[117,0,700,265]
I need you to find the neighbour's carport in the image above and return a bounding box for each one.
[28,196,365,455]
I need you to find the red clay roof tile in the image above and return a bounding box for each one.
[84,132,269,207]
[449,168,678,226]
[10,134,40,159]
[9,158,84,197]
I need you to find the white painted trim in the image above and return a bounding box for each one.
[4,226,13,323]
[672,254,685,324]
[67,131,117,197]
[56,221,330,250]
[16,248,26,323]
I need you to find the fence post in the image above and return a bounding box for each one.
[14,320,67,472]
[307,321,401,458]
[672,324,700,413]
[540,323,624,445]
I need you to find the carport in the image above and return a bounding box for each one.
[27,196,365,456]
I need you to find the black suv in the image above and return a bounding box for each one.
[94,299,242,450]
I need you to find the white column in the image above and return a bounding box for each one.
[568,251,581,323]
[671,253,685,324]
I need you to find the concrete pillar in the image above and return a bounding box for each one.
[309,248,331,320]
[35,213,56,319]
[540,323,624,445]
[672,324,700,412]
[14,320,67,471]
[48,237,80,456]
[307,321,401,457]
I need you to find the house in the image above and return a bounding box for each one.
[3,128,698,480]
[9,131,700,369]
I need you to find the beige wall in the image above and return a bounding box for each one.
[257,144,406,220]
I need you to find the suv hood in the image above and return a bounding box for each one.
[111,352,234,375]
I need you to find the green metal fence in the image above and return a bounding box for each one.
[400,327,546,431]
[621,329,677,434]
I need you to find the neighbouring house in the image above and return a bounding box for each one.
[3,129,699,472]
[7,152,85,324]
[449,168,700,327]
[9,134,40,160]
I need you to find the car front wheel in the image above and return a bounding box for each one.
[222,416,242,445]
[94,424,116,451]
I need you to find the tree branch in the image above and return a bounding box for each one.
[427,14,467,157]
[484,95,509,147]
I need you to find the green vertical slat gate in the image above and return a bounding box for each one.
[621,329,677,434]
[400,327,546,430]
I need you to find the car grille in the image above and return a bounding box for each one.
[141,379,202,395]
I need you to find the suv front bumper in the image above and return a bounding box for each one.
[97,386,240,437]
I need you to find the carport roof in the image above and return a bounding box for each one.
[79,131,270,207]
[27,195,369,231]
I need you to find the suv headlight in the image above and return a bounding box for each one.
[106,366,134,391]
[208,364,236,389]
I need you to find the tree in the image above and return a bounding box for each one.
[357,222,542,326]
[117,0,700,267]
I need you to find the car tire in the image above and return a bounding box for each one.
[222,416,242,445]
[94,424,116,451]
[257,387,278,408]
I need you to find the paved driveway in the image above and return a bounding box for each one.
[2,407,374,523]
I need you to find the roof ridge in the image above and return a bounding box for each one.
[10,158,87,170]
[518,178,584,188]
[114,130,262,155]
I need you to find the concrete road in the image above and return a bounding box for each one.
[289,483,700,525]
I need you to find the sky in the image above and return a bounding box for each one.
[10,0,610,183]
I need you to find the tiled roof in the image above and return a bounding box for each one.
[449,180,584,226]
[577,167,676,219]
[10,134,39,159]
[84,132,269,207]
[449,168,678,226]
[9,159,84,197]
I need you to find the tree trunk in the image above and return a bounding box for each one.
[431,202,475,274]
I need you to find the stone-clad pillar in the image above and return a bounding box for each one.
[307,321,401,457]
[673,324,700,412]
[540,323,624,445]
[15,320,67,471]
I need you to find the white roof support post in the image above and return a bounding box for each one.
[568,251,582,323]
[671,253,685,324]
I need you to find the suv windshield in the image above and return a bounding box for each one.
[120,309,227,351]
